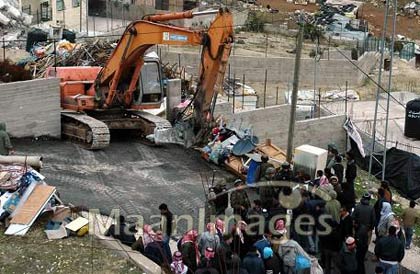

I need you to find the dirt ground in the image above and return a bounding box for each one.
[358,57,420,100]
[257,0,319,13]
[0,217,142,274]
[357,2,420,41]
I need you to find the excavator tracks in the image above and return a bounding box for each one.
[61,113,111,150]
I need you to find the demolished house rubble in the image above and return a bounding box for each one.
[0,157,88,239]
[0,0,32,44]
[200,122,286,182]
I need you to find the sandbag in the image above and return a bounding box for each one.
[0,155,43,169]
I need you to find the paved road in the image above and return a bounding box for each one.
[14,138,231,227]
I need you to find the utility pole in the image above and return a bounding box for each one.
[286,18,304,163]
[79,0,82,32]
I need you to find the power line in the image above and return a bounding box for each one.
[333,46,406,109]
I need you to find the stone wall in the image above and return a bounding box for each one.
[159,50,379,88]
[215,102,347,152]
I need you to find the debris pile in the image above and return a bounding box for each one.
[0,0,32,27]
[0,160,88,239]
[200,122,286,182]
[0,0,32,44]
[20,39,116,78]
[403,1,420,16]
[0,59,32,83]
[223,78,258,111]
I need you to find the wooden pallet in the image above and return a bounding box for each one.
[5,184,56,235]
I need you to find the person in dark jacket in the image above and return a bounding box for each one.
[231,221,253,260]
[0,122,14,156]
[274,162,293,181]
[354,220,369,274]
[159,203,173,238]
[105,215,137,246]
[340,182,356,211]
[380,181,392,203]
[254,228,271,257]
[144,230,172,266]
[352,192,376,245]
[374,226,405,274]
[258,155,274,181]
[332,155,344,184]
[262,247,281,274]
[339,237,358,274]
[216,234,233,274]
[340,206,354,242]
[197,247,219,272]
[195,267,219,274]
[319,220,342,274]
[242,246,265,274]
[226,254,249,274]
[180,230,200,273]
[345,152,357,185]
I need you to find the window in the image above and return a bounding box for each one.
[56,0,64,11]
[155,0,169,10]
[40,2,51,21]
[72,0,80,7]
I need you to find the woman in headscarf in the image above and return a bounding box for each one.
[199,223,220,256]
[142,224,156,248]
[171,251,188,274]
[180,230,200,273]
[377,202,395,239]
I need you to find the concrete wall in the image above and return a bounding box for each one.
[357,52,380,83]
[0,78,61,138]
[215,102,346,152]
[159,50,379,87]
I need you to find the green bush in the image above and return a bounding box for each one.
[246,11,265,32]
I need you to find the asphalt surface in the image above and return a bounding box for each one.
[13,138,231,227]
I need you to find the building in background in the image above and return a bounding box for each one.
[20,0,187,33]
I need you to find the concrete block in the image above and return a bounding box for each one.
[0,78,61,138]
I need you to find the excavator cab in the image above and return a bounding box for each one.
[132,59,163,108]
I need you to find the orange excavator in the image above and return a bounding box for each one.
[46,8,233,149]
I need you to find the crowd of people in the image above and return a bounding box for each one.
[105,145,417,274]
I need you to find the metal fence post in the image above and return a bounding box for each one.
[345,81,348,116]
[227,64,231,102]
[242,74,245,110]
[318,88,321,118]
[53,38,57,74]
[276,86,279,105]
[263,69,267,108]
[233,74,236,113]
[2,38,5,61]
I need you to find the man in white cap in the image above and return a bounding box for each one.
[339,236,358,274]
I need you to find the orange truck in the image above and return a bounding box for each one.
[47,8,234,149]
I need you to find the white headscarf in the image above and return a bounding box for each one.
[378,202,394,230]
